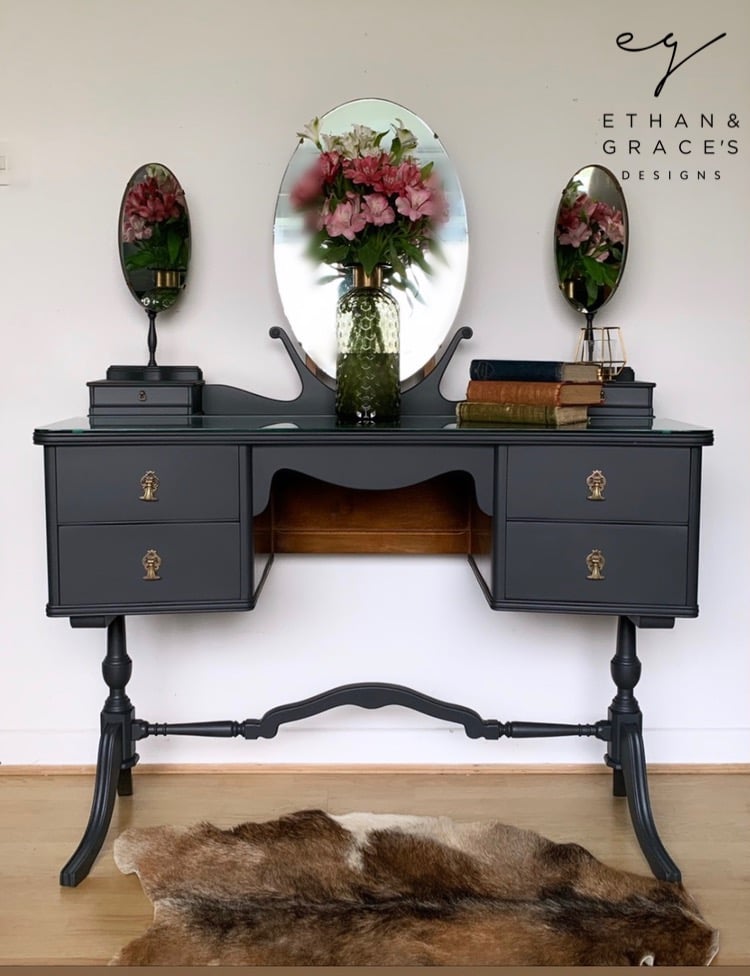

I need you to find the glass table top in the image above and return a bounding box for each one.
[35,415,712,436]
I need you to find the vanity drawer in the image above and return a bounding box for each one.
[56,446,239,523]
[58,523,242,607]
[506,446,690,522]
[505,522,689,607]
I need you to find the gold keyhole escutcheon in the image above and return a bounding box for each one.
[140,470,160,502]
[586,469,607,501]
[586,549,605,581]
[142,549,162,581]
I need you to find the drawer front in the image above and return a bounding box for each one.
[58,523,241,607]
[56,446,239,523]
[507,446,690,522]
[89,382,200,408]
[505,522,689,607]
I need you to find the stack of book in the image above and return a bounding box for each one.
[456,360,604,427]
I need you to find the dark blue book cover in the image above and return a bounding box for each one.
[469,360,601,382]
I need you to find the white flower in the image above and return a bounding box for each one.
[393,120,418,154]
[297,116,322,149]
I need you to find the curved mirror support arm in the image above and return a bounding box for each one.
[201,324,473,418]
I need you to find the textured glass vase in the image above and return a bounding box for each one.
[335,265,400,423]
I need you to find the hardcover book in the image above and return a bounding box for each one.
[456,401,589,426]
[466,379,603,406]
[469,359,602,383]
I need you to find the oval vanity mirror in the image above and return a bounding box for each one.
[273,98,468,390]
[118,162,191,318]
[554,164,628,321]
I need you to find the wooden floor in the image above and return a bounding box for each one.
[0,767,747,966]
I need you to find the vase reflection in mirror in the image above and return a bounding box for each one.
[118,162,191,375]
[555,164,629,377]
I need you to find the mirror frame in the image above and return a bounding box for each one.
[554,163,628,319]
[118,162,191,316]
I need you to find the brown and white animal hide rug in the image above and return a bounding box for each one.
[111,808,719,966]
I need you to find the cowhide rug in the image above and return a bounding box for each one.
[111,809,719,967]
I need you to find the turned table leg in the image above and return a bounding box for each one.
[60,616,138,886]
[605,616,681,883]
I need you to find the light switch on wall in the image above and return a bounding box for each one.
[0,144,10,185]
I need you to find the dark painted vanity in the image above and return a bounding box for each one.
[34,330,713,887]
[34,98,713,890]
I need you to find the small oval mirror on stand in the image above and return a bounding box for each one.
[554,164,628,375]
[118,163,191,376]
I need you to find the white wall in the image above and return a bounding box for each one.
[1,0,748,766]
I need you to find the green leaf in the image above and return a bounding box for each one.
[581,255,607,283]
[401,241,431,274]
[318,243,349,264]
[167,228,183,266]
[357,235,385,276]
[598,263,620,287]
[125,250,157,270]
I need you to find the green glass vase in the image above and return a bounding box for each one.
[335,265,400,423]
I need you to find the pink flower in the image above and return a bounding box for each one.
[590,201,613,225]
[395,184,435,221]
[361,193,395,226]
[375,164,404,194]
[556,206,580,232]
[600,213,625,244]
[289,152,342,209]
[318,151,341,183]
[325,197,368,240]
[396,161,422,188]
[122,214,153,243]
[124,176,182,224]
[289,166,324,208]
[425,172,449,224]
[343,152,387,186]
[558,220,592,248]
[576,193,597,219]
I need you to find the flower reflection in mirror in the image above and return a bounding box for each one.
[291,117,448,289]
[289,115,450,421]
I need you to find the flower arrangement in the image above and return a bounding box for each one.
[290,118,448,289]
[555,180,625,308]
[121,165,189,273]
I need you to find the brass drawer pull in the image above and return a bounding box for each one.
[586,469,607,501]
[139,470,160,502]
[586,549,605,581]
[142,549,162,581]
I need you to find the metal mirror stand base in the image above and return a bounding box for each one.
[59,613,680,887]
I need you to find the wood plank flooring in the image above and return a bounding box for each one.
[0,768,747,965]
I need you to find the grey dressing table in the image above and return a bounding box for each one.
[34,329,713,886]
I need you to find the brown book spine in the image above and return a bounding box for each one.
[466,380,602,406]
[456,401,589,426]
